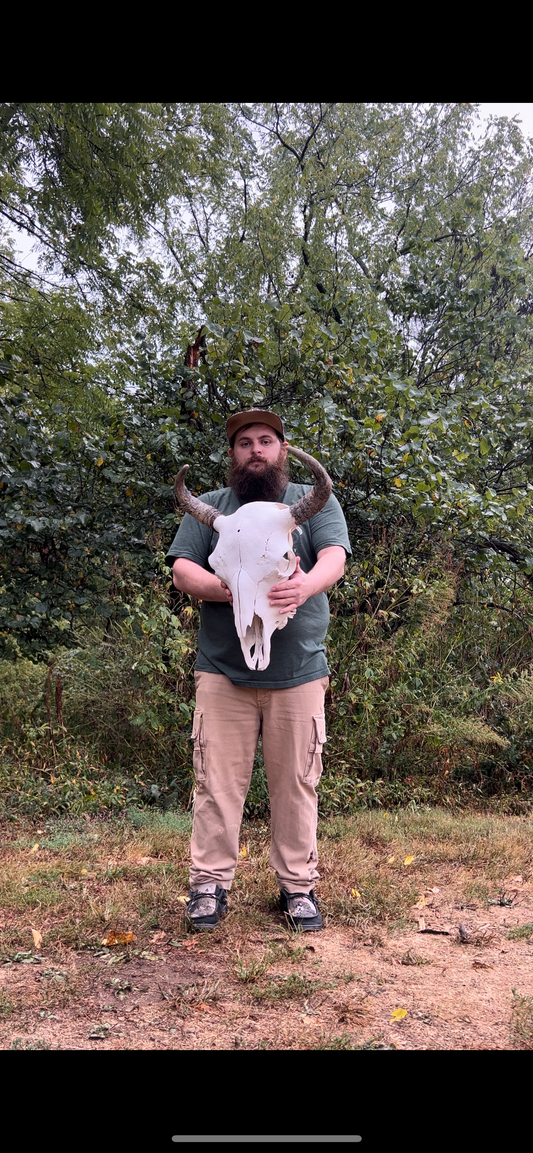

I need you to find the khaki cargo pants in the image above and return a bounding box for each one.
[190,671,329,894]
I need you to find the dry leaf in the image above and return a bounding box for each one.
[472,960,493,970]
[31,928,42,949]
[135,856,155,866]
[150,932,167,944]
[387,856,395,864]
[390,1007,408,1022]
[30,844,39,854]
[101,931,136,947]
[351,888,361,898]
[176,895,189,904]
[418,916,426,931]
[404,855,415,866]
[239,845,248,857]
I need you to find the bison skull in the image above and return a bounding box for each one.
[174,445,332,671]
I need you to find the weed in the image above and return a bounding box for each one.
[464,881,490,902]
[160,979,221,1015]
[269,942,309,964]
[507,923,533,941]
[125,808,192,834]
[251,974,322,1001]
[400,951,432,966]
[10,1038,52,1050]
[234,953,272,983]
[0,989,14,1017]
[309,1034,395,1050]
[511,991,533,1049]
[310,1032,355,1049]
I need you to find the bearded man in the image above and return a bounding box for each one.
[165,410,351,931]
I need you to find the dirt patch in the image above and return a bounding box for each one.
[2,872,533,1050]
[2,809,533,1049]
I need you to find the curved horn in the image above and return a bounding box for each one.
[286,445,333,525]
[174,465,222,530]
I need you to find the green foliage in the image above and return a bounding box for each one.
[2,104,533,813]
[0,573,199,817]
[318,525,533,811]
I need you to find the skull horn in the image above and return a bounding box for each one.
[174,465,222,530]
[287,445,333,524]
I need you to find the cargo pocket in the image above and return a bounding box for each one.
[304,714,326,786]
[191,709,206,782]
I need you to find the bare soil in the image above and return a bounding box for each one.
[2,856,533,1050]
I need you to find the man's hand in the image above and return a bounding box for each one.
[220,580,233,605]
[269,557,309,615]
[269,546,346,616]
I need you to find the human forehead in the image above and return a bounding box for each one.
[234,423,280,443]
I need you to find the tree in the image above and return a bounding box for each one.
[2,103,533,659]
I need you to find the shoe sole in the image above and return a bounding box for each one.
[283,913,323,932]
[186,909,228,931]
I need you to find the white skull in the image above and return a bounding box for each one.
[209,501,299,670]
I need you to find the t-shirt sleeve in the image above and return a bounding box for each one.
[165,512,216,569]
[308,492,352,556]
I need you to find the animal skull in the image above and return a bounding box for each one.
[174,445,333,671]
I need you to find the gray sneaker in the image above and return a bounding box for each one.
[279,888,322,931]
[186,883,228,930]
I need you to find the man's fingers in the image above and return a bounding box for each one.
[220,580,233,604]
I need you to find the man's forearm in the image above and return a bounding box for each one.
[304,550,346,598]
[172,558,228,602]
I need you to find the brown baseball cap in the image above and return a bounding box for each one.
[226,409,285,443]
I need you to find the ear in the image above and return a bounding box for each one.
[228,446,233,457]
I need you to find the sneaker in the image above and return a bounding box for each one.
[279,889,322,932]
[186,883,228,930]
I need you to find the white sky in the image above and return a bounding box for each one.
[477,102,533,138]
[8,104,533,274]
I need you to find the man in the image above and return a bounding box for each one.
[165,409,351,931]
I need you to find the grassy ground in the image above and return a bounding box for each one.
[2,806,533,1050]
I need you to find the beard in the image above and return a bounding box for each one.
[228,455,289,503]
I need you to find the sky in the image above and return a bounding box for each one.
[8,104,533,274]
[478,102,533,138]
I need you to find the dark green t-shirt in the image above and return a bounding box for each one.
[165,483,351,689]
